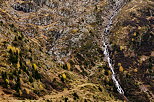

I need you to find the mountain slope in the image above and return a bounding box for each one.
[0,0,153,101]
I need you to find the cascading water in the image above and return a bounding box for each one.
[101,0,127,97]
[103,43,124,94]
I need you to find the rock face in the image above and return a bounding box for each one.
[12,2,38,13]
[0,0,153,101]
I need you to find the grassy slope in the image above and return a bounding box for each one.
[0,0,120,101]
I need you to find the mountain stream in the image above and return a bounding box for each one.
[101,0,128,100]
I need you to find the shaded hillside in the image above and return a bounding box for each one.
[110,0,154,101]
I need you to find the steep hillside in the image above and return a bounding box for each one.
[0,0,153,101]
[110,0,154,101]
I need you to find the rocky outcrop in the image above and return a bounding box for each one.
[12,2,38,13]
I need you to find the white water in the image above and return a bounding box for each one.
[101,0,126,95]
[103,42,124,94]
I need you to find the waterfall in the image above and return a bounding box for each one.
[101,0,127,95]
[103,42,124,94]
